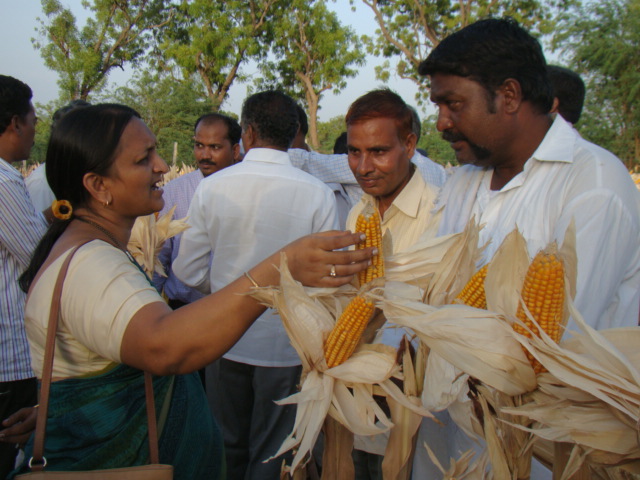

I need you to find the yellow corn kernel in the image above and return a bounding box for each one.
[513,251,565,373]
[454,264,489,309]
[324,295,375,368]
[356,209,384,286]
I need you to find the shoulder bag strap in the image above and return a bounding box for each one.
[30,241,161,470]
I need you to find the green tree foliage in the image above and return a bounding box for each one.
[316,116,347,154]
[356,0,577,103]
[417,114,456,166]
[554,0,640,170]
[159,0,286,111]
[33,0,173,101]
[255,0,365,150]
[108,71,216,164]
[29,103,58,165]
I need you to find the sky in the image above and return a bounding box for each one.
[0,0,423,122]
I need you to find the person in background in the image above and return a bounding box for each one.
[344,89,440,479]
[333,131,348,154]
[291,102,311,152]
[0,75,47,479]
[173,91,339,479]
[153,113,242,311]
[153,113,241,387]
[413,17,640,478]
[10,103,373,478]
[25,100,90,212]
[547,64,586,125]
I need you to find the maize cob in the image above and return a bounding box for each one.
[454,264,489,309]
[324,295,375,368]
[356,209,384,286]
[513,250,565,373]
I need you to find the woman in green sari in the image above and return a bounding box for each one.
[10,104,374,478]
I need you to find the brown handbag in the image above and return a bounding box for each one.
[16,244,173,479]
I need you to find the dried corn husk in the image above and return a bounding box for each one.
[424,445,489,479]
[502,307,640,472]
[385,218,484,306]
[381,337,426,480]
[127,206,190,277]
[248,255,433,474]
[378,299,537,397]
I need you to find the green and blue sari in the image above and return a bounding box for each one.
[11,365,224,479]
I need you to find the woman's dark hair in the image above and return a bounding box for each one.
[20,104,141,292]
[419,17,553,115]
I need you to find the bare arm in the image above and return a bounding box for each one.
[120,231,373,375]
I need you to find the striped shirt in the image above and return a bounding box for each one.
[288,149,448,207]
[0,157,48,382]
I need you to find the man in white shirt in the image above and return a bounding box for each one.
[413,18,640,479]
[173,91,338,479]
[344,89,440,479]
[0,75,47,478]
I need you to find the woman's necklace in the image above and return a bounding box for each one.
[75,216,137,265]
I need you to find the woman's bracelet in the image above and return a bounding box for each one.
[244,271,260,288]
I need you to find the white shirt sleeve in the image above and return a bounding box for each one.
[172,184,213,293]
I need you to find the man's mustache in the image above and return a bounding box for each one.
[442,130,466,143]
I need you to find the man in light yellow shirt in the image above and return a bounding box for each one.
[344,89,440,480]
[346,89,440,256]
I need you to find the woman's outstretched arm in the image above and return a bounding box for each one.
[120,231,375,375]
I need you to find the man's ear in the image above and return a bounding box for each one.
[550,97,560,114]
[10,115,22,136]
[232,143,242,163]
[82,172,112,206]
[242,124,256,152]
[499,78,523,114]
[405,132,418,159]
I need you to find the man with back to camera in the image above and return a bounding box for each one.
[410,17,640,478]
[173,90,339,479]
[0,75,48,478]
[547,64,586,126]
[344,88,441,479]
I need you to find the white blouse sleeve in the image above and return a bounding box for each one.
[60,241,164,363]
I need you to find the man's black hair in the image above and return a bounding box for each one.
[241,91,299,150]
[419,17,553,114]
[195,113,242,145]
[547,65,586,124]
[0,75,33,134]
[333,131,348,154]
[295,103,308,135]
